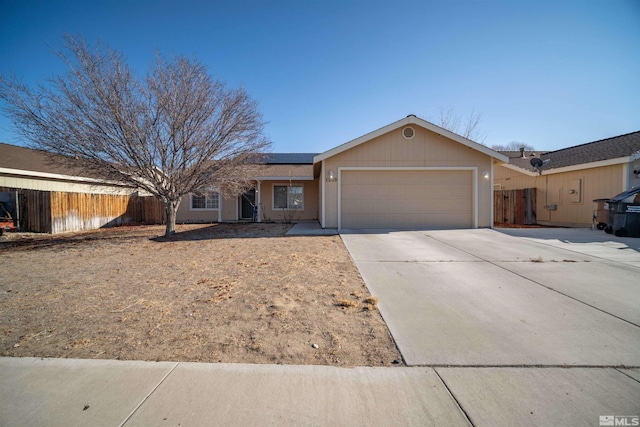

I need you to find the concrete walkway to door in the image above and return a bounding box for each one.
[340,227,640,425]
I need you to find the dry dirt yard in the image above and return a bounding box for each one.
[0,223,402,367]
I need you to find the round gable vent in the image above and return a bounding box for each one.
[402,126,415,139]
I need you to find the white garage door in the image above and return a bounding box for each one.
[340,170,473,229]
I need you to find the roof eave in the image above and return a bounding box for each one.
[0,166,134,187]
[500,163,539,177]
[252,175,315,181]
[313,116,509,163]
[499,156,632,176]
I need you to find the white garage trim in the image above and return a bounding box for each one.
[490,162,494,229]
[321,160,326,228]
[337,166,478,230]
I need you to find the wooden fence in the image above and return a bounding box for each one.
[1,187,165,233]
[494,188,537,225]
[49,192,165,233]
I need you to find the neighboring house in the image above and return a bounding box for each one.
[0,143,162,233]
[494,131,640,227]
[0,142,139,195]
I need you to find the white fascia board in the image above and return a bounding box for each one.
[252,176,315,181]
[499,156,631,177]
[313,116,509,163]
[499,163,539,177]
[490,161,494,229]
[407,116,509,162]
[0,167,133,187]
[320,160,326,228]
[314,117,413,163]
[255,181,260,223]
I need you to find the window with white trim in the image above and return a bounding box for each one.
[273,184,303,210]
[191,191,219,210]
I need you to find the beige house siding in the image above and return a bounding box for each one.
[494,163,626,226]
[321,126,494,228]
[221,193,237,221]
[178,179,320,223]
[176,193,221,223]
[258,179,319,222]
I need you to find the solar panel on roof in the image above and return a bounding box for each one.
[264,153,319,164]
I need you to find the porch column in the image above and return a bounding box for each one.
[256,180,262,222]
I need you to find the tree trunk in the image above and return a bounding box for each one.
[164,199,180,236]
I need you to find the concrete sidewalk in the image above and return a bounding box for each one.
[2,357,638,426]
[0,358,468,426]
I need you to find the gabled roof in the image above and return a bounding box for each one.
[252,164,315,180]
[501,131,640,175]
[253,153,318,180]
[314,115,509,163]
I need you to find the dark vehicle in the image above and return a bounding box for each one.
[0,201,16,236]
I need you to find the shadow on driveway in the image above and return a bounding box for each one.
[496,227,640,255]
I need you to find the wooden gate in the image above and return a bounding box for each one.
[494,188,537,225]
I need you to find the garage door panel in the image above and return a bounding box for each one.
[341,170,473,229]
[343,213,471,229]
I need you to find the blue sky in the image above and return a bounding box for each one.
[1,0,639,153]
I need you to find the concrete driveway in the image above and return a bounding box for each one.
[340,228,640,424]
[340,228,640,367]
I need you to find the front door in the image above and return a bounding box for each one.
[241,188,256,220]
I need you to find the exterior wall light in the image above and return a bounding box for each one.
[482,170,490,180]
[327,170,336,182]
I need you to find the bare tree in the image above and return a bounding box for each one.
[491,141,536,152]
[0,35,270,236]
[435,105,487,144]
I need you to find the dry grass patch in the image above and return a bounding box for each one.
[363,296,378,306]
[0,223,401,367]
[335,299,358,308]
